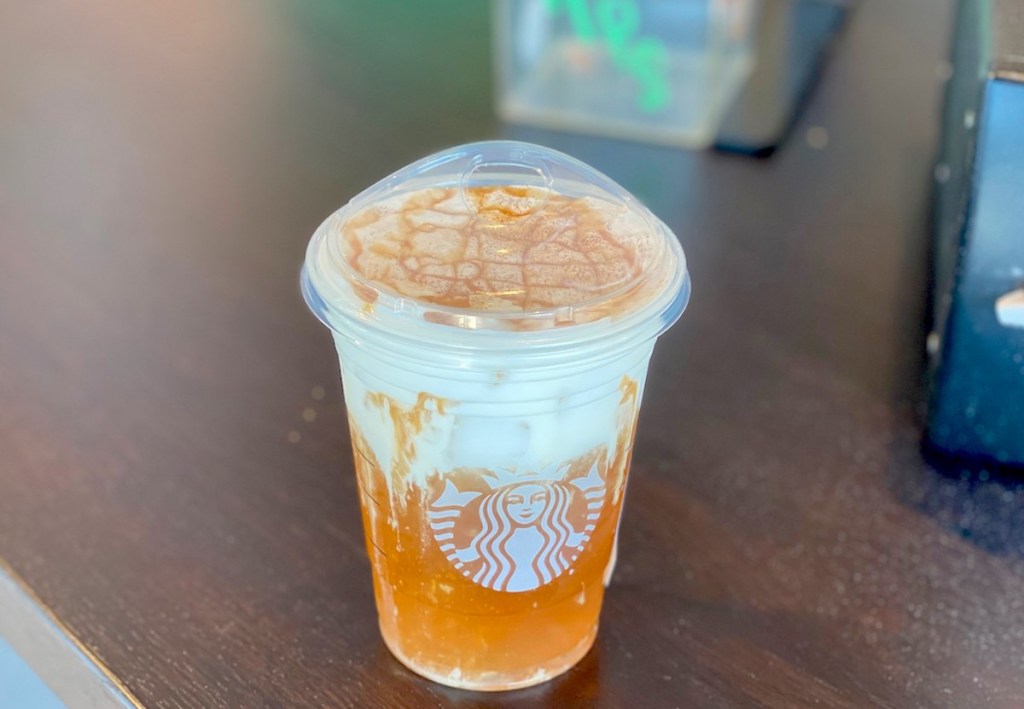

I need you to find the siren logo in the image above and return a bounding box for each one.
[429,462,606,593]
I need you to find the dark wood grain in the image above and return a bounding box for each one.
[4,0,1022,707]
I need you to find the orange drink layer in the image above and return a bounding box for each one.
[349,378,640,689]
[301,142,689,691]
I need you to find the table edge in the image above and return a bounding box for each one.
[0,558,143,709]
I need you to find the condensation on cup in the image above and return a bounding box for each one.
[301,141,690,691]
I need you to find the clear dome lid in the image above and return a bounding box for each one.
[302,141,688,347]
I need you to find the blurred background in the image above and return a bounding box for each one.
[3,0,1024,707]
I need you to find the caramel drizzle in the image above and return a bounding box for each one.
[342,186,644,314]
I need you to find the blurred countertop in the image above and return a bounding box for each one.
[5,1,1024,707]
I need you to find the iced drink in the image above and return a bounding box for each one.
[301,141,689,691]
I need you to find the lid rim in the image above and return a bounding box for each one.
[301,261,690,358]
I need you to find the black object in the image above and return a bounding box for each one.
[926,0,1024,467]
[714,0,849,155]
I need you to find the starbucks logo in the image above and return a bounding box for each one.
[428,462,607,593]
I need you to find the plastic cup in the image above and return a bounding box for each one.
[301,141,689,691]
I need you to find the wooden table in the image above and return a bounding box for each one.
[4,0,1022,706]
